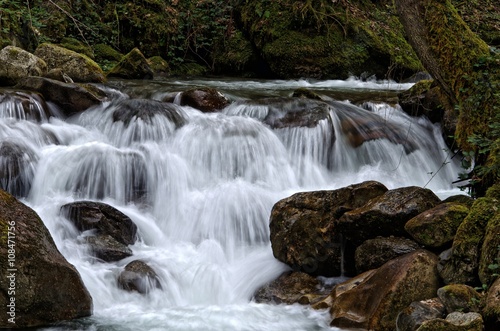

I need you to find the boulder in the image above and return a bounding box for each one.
[416,312,484,331]
[84,234,133,262]
[396,298,446,331]
[439,197,498,285]
[0,46,47,86]
[354,236,420,273]
[437,284,482,314]
[111,99,186,128]
[253,271,324,305]
[0,140,38,197]
[34,43,105,83]
[0,90,51,121]
[483,277,500,331]
[117,260,162,294]
[44,68,74,83]
[15,76,104,116]
[107,48,154,79]
[0,189,92,328]
[148,56,170,77]
[179,87,230,113]
[336,186,441,246]
[405,202,469,249]
[479,208,500,286]
[270,181,388,276]
[442,194,475,208]
[329,250,440,331]
[60,201,137,245]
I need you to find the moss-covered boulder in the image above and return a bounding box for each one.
[107,48,154,80]
[93,44,123,72]
[439,197,499,285]
[405,202,470,249]
[269,181,388,277]
[330,250,440,331]
[34,43,105,83]
[0,46,47,86]
[416,312,484,331]
[59,37,94,59]
[479,208,500,286]
[0,189,92,328]
[147,56,170,77]
[437,284,482,314]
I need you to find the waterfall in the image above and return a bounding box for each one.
[0,78,463,331]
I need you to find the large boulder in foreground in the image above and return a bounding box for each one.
[34,43,105,83]
[0,189,92,328]
[270,181,388,276]
[329,250,440,331]
[336,186,441,246]
[0,46,47,86]
[15,76,104,116]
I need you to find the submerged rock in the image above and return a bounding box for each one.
[0,90,51,121]
[329,250,440,331]
[34,43,105,83]
[0,189,92,328]
[84,234,133,262]
[111,98,186,128]
[118,260,162,294]
[0,46,47,86]
[270,181,388,277]
[0,140,37,197]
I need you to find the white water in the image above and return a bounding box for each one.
[0,79,464,331]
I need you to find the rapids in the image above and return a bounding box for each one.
[0,77,464,331]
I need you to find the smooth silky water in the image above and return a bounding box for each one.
[0,77,464,331]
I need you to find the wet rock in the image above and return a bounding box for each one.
[107,48,154,80]
[442,194,475,208]
[61,201,137,245]
[354,236,420,273]
[329,250,440,331]
[437,284,482,314]
[253,271,323,305]
[398,80,443,122]
[292,88,323,100]
[396,298,446,331]
[15,76,104,116]
[84,234,133,262]
[0,46,47,86]
[0,90,51,121]
[405,202,469,249]
[0,189,92,328]
[416,312,484,331]
[118,260,162,294]
[34,43,105,83]
[0,140,37,197]
[111,98,186,128]
[336,186,441,246]
[483,277,500,331]
[179,87,230,113]
[44,68,74,83]
[270,181,388,276]
[479,207,500,286]
[439,197,498,285]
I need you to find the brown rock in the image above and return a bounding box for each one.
[0,140,37,198]
[118,260,162,294]
[0,46,47,86]
[483,277,500,331]
[437,284,482,314]
[179,87,230,113]
[0,189,92,328]
[396,298,446,331]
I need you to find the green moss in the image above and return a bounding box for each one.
[212,30,255,75]
[59,37,94,59]
[147,56,170,76]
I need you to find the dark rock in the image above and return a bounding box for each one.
[253,271,323,305]
[439,197,498,285]
[0,189,92,328]
[84,234,133,262]
[147,56,170,77]
[0,140,37,197]
[15,76,104,116]
[417,312,484,331]
[111,98,186,128]
[354,236,420,273]
[107,48,154,80]
[437,284,482,314]
[292,88,323,100]
[0,90,51,121]
[329,250,440,331]
[60,201,137,245]
[179,87,230,113]
[336,186,441,246]
[270,181,388,276]
[442,194,475,208]
[479,207,500,286]
[0,46,47,86]
[483,277,500,331]
[405,202,469,249]
[117,260,162,294]
[396,298,446,331]
[34,43,105,83]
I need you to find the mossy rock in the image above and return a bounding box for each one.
[437,284,483,314]
[416,312,484,331]
[171,62,208,77]
[0,46,48,86]
[442,194,475,208]
[107,48,154,80]
[486,183,500,200]
[479,207,500,286]
[405,202,469,249]
[34,43,105,83]
[439,197,499,285]
[147,56,170,77]
[59,37,94,59]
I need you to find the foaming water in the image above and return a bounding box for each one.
[0,78,464,331]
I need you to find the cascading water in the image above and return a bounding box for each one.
[0,78,464,331]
